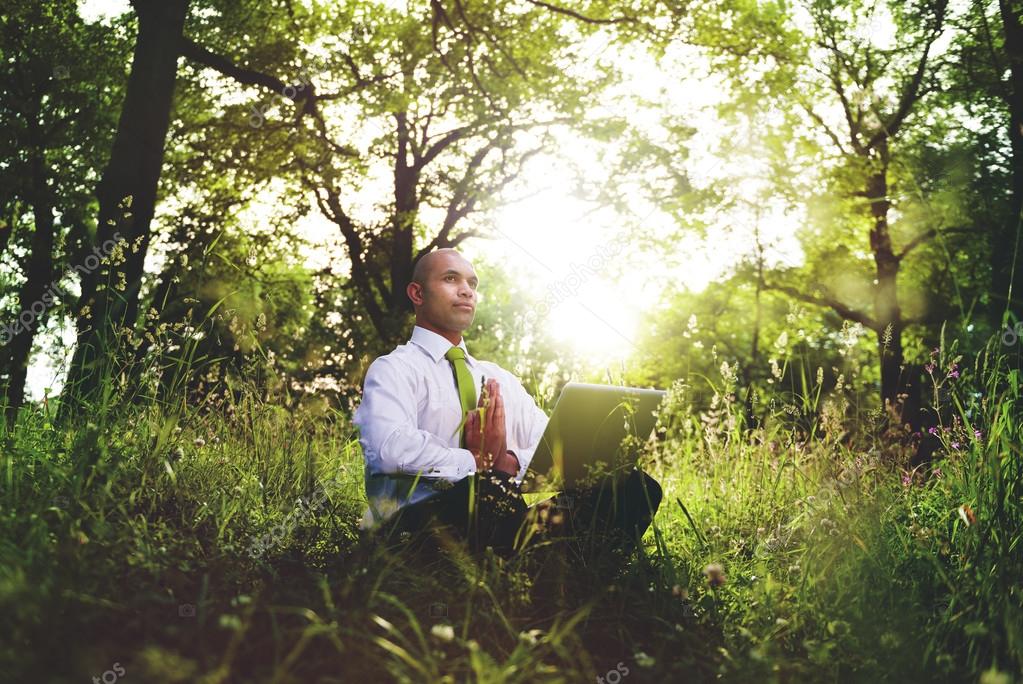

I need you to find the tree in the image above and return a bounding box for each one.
[59,0,331,417]
[295,0,616,348]
[667,0,967,422]
[0,1,128,419]
[949,0,1023,327]
[60,0,192,417]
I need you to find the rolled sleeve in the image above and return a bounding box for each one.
[353,356,477,481]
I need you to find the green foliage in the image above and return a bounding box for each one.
[0,0,131,379]
[2,326,1021,681]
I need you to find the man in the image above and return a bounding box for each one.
[352,248,661,555]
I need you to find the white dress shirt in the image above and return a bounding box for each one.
[353,325,549,525]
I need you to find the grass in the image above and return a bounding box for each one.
[0,335,1020,683]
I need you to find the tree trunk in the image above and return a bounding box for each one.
[866,150,911,424]
[390,113,418,334]
[60,0,190,419]
[995,0,1023,325]
[3,137,56,422]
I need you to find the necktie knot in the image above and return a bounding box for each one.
[445,346,466,362]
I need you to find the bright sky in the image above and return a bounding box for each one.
[26,0,806,399]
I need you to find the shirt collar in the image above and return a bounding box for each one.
[410,325,476,367]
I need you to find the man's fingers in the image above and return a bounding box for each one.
[487,388,502,431]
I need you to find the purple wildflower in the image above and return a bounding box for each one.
[925,362,936,374]
[901,472,913,487]
[928,426,938,435]
[973,429,983,441]
[947,364,960,379]
[951,441,960,450]
[933,467,943,478]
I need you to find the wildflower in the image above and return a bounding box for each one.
[703,563,726,588]
[932,467,943,479]
[947,364,960,379]
[901,472,913,487]
[928,426,938,435]
[518,629,543,645]
[924,362,936,374]
[430,624,455,641]
[930,347,939,357]
[951,441,960,450]
[672,584,689,599]
[980,666,1013,684]
[194,437,206,448]
[973,429,983,441]
[957,504,976,527]
[634,651,656,668]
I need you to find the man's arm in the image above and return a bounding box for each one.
[353,356,477,480]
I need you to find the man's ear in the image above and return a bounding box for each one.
[407,281,424,306]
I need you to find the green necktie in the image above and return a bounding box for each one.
[445,346,477,447]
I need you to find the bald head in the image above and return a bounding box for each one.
[406,249,478,344]
[411,248,467,286]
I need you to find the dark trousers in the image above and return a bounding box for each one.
[376,468,663,557]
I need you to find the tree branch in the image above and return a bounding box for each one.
[764,281,880,331]
[798,99,849,154]
[522,0,634,25]
[180,37,308,102]
[865,0,948,149]
[896,225,974,261]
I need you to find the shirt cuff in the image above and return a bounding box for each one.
[398,447,477,481]
[507,449,527,483]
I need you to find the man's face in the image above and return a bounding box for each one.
[413,253,478,333]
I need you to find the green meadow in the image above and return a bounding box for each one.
[2,334,1019,682]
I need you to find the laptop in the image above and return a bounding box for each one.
[522,382,667,491]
